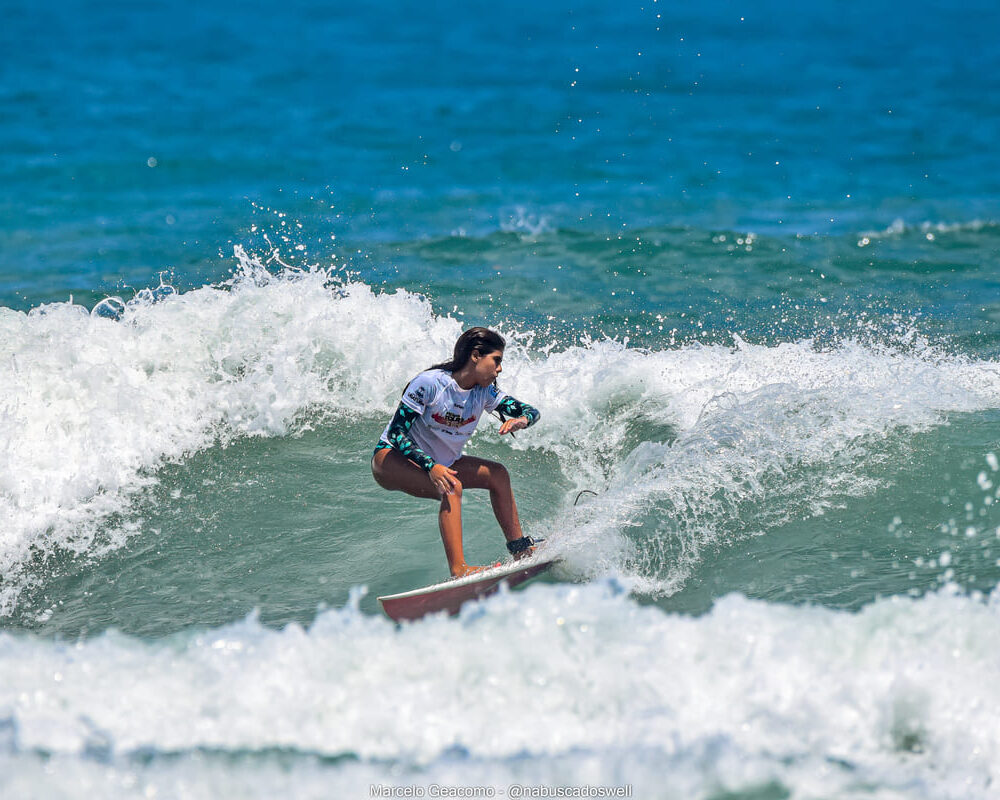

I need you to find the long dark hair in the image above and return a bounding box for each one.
[430,327,506,372]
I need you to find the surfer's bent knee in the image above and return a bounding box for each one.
[491,462,510,488]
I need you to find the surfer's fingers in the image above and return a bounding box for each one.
[501,417,526,434]
[434,470,461,496]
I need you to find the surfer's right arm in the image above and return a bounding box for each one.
[385,403,458,494]
[385,403,435,471]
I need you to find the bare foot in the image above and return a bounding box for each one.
[513,546,536,562]
[451,564,488,578]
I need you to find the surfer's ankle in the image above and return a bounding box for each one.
[506,535,535,557]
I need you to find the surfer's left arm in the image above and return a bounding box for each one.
[496,396,539,436]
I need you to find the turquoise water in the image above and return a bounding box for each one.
[3,1,1000,797]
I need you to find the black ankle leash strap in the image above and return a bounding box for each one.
[506,535,535,555]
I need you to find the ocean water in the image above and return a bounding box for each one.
[3,0,1000,797]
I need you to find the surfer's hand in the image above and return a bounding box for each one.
[499,416,529,435]
[430,464,460,496]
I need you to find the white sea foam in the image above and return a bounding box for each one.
[0,581,998,799]
[3,248,1000,611]
[499,205,555,238]
[0,249,461,614]
[513,334,1000,592]
[856,217,997,245]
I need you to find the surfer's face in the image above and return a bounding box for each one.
[471,349,503,386]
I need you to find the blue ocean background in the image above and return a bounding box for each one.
[3,1,1000,797]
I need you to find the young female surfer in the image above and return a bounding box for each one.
[371,328,540,577]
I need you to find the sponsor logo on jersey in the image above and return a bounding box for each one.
[432,411,477,428]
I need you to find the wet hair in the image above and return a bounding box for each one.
[429,327,506,372]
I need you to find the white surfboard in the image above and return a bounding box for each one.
[378,551,557,622]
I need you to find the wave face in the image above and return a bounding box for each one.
[5,250,1000,618]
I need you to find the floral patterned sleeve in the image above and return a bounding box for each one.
[496,396,540,427]
[385,402,436,472]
